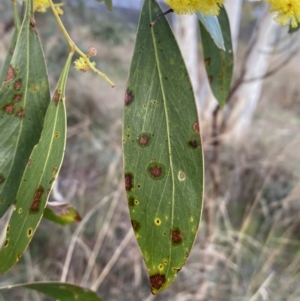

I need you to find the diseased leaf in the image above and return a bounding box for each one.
[0,282,103,301]
[96,0,112,11]
[0,0,50,217]
[43,201,82,226]
[199,7,234,107]
[0,54,71,274]
[196,11,225,50]
[123,0,204,294]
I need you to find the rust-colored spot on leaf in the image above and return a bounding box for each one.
[193,122,200,132]
[54,132,60,139]
[3,104,14,114]
[131,220,141,232]
[54,90,61,105]
[30,187,44,213]
[150,166,162,177]
[125,89,134,106]
[138,133,151,147]
[125,173,133,191]
[5,65,15,82]
[171,229,182,244]
[16,253,22,261]
[14,94,22,102]
[4,239,8,248]
[17,109,24,118]
[150,274,166,291]
[208,75,213,83]
[27,159,32,165]
[128,196,135,206]
[14,79,22,90]
[0,174,5,184]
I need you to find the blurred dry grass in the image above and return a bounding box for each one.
[1,1,300,301]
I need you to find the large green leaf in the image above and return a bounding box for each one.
[123,0,204,294]
[0,282,102,301]
[0,54,71,274]
[199,7,233,107]
[196,11,225,50]
[0,0,50,217]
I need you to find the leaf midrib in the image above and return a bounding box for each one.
[149,1,175,278]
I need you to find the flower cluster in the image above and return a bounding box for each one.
[23,0,64,15]
[265,0,300,27]
[74,57,96,73]
[164,0,224,16]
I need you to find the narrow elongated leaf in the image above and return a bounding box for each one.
[123,0,204,294]
[196,11,225,50]
[0,54,71,274]
[43,201,82,226]
[199,7,233,107]
[0,0,50,217]
[0,29,19,85]
[0,282,102,301]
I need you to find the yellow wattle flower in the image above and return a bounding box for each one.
[164,0,224,15]
[266,0,300,27]
[34,0,50,12]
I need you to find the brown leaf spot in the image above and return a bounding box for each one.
[193,122,200,132]
[208,75,213,83]
[124,89,134,106]
[0,174,5,184]
[30,187,44,213]
[30,17,36,29]
[188,140,199,149]
[5,65,15,82]
[150,274,166,291]
[14,94,22,102]
[3,104,14,114]
[14,79,22,90]
[75,213,82,222]
[46,189,51,196]
[17,109,24,118]
[204,58,211,66]
[27,159,32,165]
[54,132,60,138]
[131,220,141,232]
[125,173,133,191]
[49,177,55,184]
[16,253,22,261]
[4,239,8,248]
[27,228,33,237]
[171,229,182,244]
[128,196,135,206]
[54,90,61,105]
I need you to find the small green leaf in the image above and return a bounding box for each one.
[0,0,50,217]
[0,282,103,301]
[196,11,225,50]
[123,0,204,294]
[96,0,113,11]
[199,7,234,107]
[0,54,71,274]
[0,29,19,85]
[43,202,82,226]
